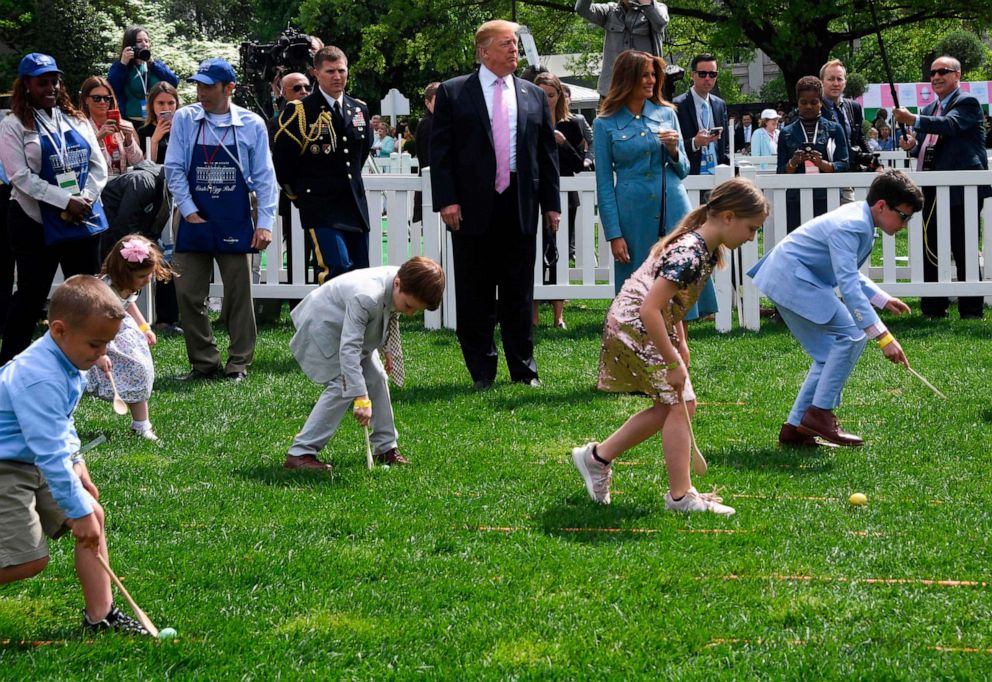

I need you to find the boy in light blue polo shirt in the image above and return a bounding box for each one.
[0,275,147,634]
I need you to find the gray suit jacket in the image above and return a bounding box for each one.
[290,266,398,393]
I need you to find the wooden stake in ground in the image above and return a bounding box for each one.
[906,366,947,400]
[364,425,374,470]
[682,400,708,476]
[95,554,159,637]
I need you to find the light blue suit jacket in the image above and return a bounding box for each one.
[747,201,885,327]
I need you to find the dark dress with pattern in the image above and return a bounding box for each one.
[598,231,716,404]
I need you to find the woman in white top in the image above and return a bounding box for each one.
[749,108,781,161]
[0,53,108,362]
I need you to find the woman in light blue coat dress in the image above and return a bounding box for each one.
[594,50,716,319]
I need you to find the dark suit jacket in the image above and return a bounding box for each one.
[430,70,560,236]
[415,112,432,168]
[272,91,374,231]
[672,90,730,174]
[912,89,990,205]
[821,98,865,152]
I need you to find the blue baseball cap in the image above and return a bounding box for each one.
[187,58,237,85]
[18,53,63,78]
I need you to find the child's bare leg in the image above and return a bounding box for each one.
[552,300,565,326]
[71,506,112,620]
[598,401,669,462]
[662,400,693,498]
[128,400,149,422]
[0,557,49,584]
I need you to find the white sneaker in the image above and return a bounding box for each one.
[664,487,735,516]
[571,443,612,504]
[133,426,160,443]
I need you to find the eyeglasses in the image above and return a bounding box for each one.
[89,95,114,103]
[929,67,959,78]
[888,203,912,224]
[291,84,311,93]
[695,70,718,79]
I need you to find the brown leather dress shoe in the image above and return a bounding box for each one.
[283,454,332,471]
[373,448,409,465]
[778,423,820,447]
[798,407,864,447]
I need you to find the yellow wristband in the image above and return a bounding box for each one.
[877,333,895,349]
[139,323,151,332]
[353,399,372,409]
[664,359,680,370]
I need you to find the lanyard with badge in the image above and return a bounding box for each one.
[35,109,81,196]
[133,63,149,118]
[801,120,820,174]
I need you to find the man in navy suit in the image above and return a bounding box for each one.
[273,46,374,284]
[430,19,561,389]
[893,55,989,319]
[672,53,729,175]
[748,170,923,448]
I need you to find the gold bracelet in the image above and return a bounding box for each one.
[877,333,895,349]
[353,399,372,409]
[139,323,151,332]
[664,359,680,370]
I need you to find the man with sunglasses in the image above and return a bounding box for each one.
[748,170,923,448]
[673,54,729,176]
[273,46,374,285]
[893,55,990,320]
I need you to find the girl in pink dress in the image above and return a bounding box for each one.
[572,178,769,515]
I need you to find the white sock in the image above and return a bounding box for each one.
[131,419,151,432]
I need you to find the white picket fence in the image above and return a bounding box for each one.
[233,164,989,332]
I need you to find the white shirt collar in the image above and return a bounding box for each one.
[479,64,511,90]
[319,87,344,110]
[690,87,711,109]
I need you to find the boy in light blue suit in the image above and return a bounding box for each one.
[748,170,924,447]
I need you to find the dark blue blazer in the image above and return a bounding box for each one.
[672,90,730,174]
[430,70,560,236]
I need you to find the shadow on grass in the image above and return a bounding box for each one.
[716,446,834,473]
[236,461,337,488]
[536,492,657,544]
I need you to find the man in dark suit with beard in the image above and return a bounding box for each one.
[430,19,560,389]
[273,46,374,284]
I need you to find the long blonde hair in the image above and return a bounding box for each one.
[649,177,769,269]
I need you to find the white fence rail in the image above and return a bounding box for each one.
[122,163,989,333]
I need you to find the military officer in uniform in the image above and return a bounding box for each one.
[273,46,374,283]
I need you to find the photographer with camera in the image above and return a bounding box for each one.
[778,76,849,233]
[107,26,179,128]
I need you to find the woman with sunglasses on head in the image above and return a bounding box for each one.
[0,54,109,362]
[136,82,180,164]
[107,25,179,128]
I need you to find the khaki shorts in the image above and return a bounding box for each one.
[0,461,69,568]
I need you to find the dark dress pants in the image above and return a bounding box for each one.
[1,202,100,363]
[0,185,14,336]
[920,189,984,318]
[450,176,538,384]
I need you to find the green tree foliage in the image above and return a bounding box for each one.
[935,30,987,74]
[164,0,254,40]
[34,0,120,95]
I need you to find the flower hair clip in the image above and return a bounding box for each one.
[120,238,150,263]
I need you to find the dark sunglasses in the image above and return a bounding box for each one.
[291,84,311,93]
[695,70,718,79]
[89,95,114,103]
[929,67,959,78]
[888,203,911,223]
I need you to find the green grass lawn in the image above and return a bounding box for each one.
[2,301,991,679]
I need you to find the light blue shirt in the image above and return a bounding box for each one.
[478,64,518,172]
[164,102,279,231]
[0,333,90,519]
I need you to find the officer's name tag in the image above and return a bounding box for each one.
[56,171,81,196]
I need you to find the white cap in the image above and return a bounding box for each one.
[760,108,780,120]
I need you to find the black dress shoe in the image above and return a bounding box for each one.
[473,379,494,391]
[179,367,221,381]
[226,370,248,382]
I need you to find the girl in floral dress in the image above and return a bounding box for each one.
[571,178,769,515]
[88,235,172,441]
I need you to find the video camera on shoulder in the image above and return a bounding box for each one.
[849,145,882,172]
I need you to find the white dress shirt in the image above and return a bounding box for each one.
[478,64,518,172]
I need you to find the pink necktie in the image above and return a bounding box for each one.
[916,101,941,171]
[492,78,510,194]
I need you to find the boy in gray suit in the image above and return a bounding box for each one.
[285,257,445,470]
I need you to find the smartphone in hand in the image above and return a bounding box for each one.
[107,109,121,124]
[707,126,723,137]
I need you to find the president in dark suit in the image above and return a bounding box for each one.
[273,46,374,284]
[430,19,561,389]
[672,53,729,175]
[894,55,989,319]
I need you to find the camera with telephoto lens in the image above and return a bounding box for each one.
[849,145,881,172]
[237,26,314,118]
[662,64,685,103]
[130,47,152,61]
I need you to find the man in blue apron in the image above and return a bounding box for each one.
[163,58,278,382]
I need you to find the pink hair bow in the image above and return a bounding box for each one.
[120,238,150,263]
